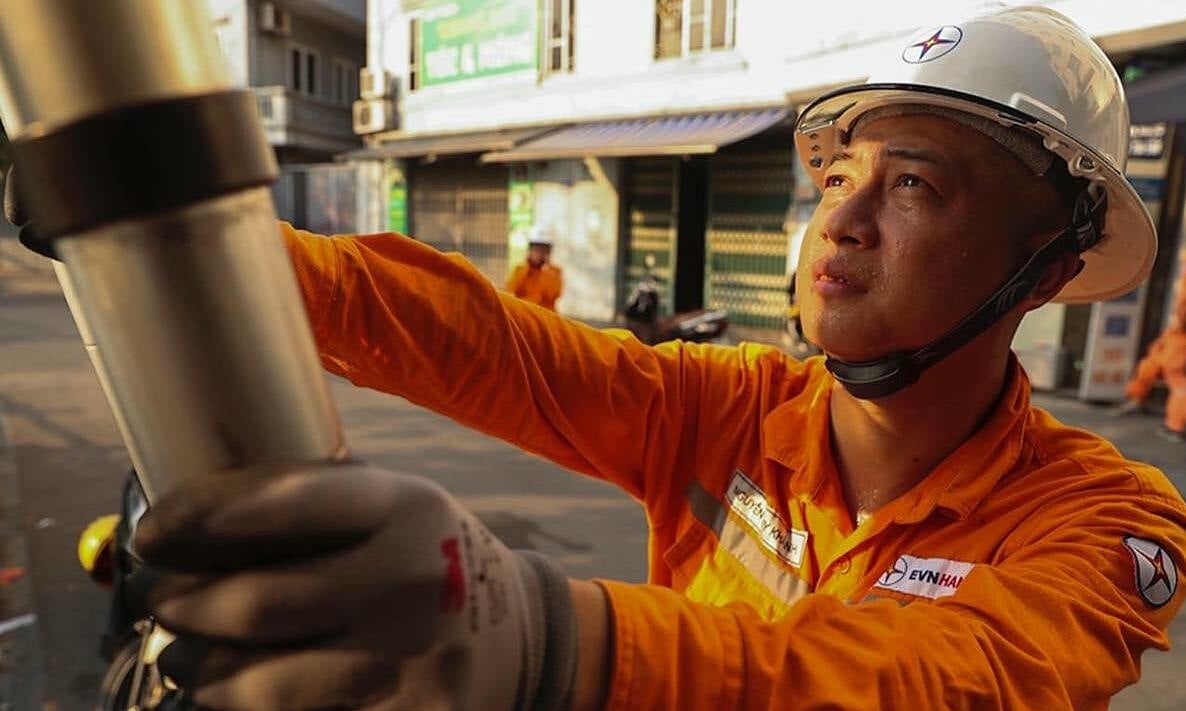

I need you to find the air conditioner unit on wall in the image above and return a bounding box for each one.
[353,98,396,135]
[359,67,393,99]
[259,1,291,36]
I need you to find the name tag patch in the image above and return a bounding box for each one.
[726,471,807,568]
[874,554,974,599]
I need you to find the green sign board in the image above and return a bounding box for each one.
[385,160,408,234]
[507,176,534,267]
[420,0,538,87]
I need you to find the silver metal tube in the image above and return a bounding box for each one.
[53,261,153,480]
[56,190,345,500]
[0,0,227,134]
[0,0,346,500]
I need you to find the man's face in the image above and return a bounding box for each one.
[527,244,551,266]
[796,114,1061,361]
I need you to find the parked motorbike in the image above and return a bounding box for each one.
[79,472,184,710]
[623,254,729,345]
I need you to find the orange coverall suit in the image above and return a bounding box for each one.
[506,260,564,311]
[282,224,1186,710]
[1126,328,1186,433]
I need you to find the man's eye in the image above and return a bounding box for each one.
[824,174,846,188]
[895,174,926,188]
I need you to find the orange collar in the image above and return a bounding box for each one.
[763,356,1031,523]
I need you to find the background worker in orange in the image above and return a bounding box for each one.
[506,227,563,310]
[1120,279,1186,442]
[45,6,1183,711]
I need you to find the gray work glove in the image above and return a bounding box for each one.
[134,462,578,711]
[3,167,58,260]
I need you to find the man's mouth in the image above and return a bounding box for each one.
[811,258,869,295]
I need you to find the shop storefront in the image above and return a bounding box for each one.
[482,108,790,322]
[705,132,796,335]
[408,158,513,286]
[620,157,679,317]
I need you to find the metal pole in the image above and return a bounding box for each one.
[0,0,346,501]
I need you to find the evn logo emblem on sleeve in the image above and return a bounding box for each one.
[1124,535,1179,608]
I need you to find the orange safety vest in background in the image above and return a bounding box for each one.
[282,224,1186,710]
[506,261,563,311]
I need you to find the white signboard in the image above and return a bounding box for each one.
[1078,287,1149,401]
[1078,123,1173,401]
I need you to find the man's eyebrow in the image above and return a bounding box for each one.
[885,146,948,166]
[829,147,949,166]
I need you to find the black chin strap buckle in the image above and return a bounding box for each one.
[824,352,919,400]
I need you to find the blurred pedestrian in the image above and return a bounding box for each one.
[506,226,563,310]
[1120,289,1186,442]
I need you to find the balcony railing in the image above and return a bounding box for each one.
[253,85,359,154]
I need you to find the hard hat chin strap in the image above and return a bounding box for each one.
[825,189,1106,400]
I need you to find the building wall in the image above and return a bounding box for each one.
[388,0,800,134]
[368,0,1186,136]
[207,0,250,86]
[292,0,366,24]
[206,0,366,88]
[249,0,365,92]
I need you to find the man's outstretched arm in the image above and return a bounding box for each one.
[280,223,782,505]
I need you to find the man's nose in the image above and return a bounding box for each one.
[819,183,880,249]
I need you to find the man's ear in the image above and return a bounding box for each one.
[1023,251,1083,311]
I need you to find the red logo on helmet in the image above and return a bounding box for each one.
[902,26,963,64]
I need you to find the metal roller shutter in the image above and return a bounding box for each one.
[410,159,511,286]
[706,144,794,333]
[620,157,678,316]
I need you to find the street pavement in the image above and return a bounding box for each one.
[0,253,1183,709]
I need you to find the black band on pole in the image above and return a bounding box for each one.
[11,90,277,238]
[825,190,1107,400]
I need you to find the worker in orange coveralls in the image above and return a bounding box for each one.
[12,6,1178,711]
[506,227,564,310]
[1121,284,1186,443]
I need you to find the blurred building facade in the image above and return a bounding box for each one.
[208,0,366,161]
[342,0,1186,399]
[206,0,372,233]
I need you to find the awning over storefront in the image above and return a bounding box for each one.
[342,126,556,160]
[480,108,789,163]
[1127,63,1186,124]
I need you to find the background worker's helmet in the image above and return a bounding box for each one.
[527,226,553,248]
[794,5,1155,303]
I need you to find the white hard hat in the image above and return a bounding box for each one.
[528,225,553,247]
[794,5,1155,304]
